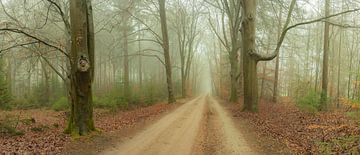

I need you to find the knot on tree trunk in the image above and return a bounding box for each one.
[77,54,90,72]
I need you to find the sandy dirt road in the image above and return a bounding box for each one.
[102,95,256,155]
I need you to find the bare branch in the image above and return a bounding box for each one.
[0,28,69,58]
[0,41,40,54]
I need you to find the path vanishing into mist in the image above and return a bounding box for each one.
[102,95,257,155]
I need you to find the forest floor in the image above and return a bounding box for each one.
[0,99,182,154]
[232,97,360,154]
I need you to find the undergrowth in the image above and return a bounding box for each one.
[296,90,321,114]
[317,136,360,154]
[0,115,24,136]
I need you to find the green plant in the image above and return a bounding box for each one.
[296,90,321,113]
[317,136,359,154]
[0,115,24,136]
[346,111,360,120]
[93,95,128,110]
[52,97,69,111]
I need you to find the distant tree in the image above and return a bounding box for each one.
[0,57,11,109]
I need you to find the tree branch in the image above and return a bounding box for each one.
[0,41,40,54]
[254,4,360,62]
[0,28,69,58]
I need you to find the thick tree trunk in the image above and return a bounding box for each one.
[242,0,258,112]
[159,0,175,103]
[65,0,95,136]
[243,56,259,111]
[320,0,330,110]
[241,0,295,111]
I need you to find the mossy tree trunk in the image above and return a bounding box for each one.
[65,0,95,136]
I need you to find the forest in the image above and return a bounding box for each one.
[0,0,360,154]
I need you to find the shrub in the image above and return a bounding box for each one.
[93,94,129,110]
[12,97,39,109]
[52,97,69,111]
[296,90,321,113]
[0,115,24,136]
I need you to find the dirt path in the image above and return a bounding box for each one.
[102,95,257,155]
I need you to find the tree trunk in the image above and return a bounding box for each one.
[159,0,175,103]
[138,25,143,89]
[229,54,239,102]
[320,0,330,110]
[65,0,95,136]
[123,27,130,102]
[243,56,259,111]
[337,25,342,107]
[273,5,283,103]
[242,0,258,112]
[260,62,267,99]
[241,0,295,112]
[41,60,50,105]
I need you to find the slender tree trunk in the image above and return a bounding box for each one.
[260,35,271,99]
[260,62,267,99]
[337,26,342,107]
[229,54,239,102]
[123,27,130,102]
[320,0,330,110]
[138,25,143,89]
[315,25,322,92]
[66,0,95,136]
[273,6,283,103]
[159,0,175,103]
[41,60,50,105]
[348,29,356,99]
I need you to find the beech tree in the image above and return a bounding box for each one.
[241,0,295,112]
[65,0,95,135]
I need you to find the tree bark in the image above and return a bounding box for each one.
[65,0,95,136]
[242,0,258,111]
[159,0,175,103]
